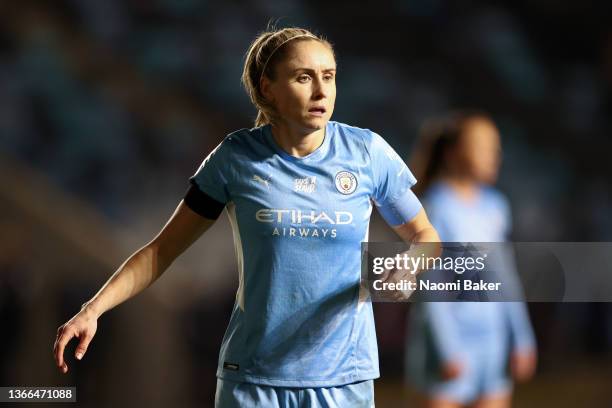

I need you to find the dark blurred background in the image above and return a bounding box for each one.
[1,0,611,406]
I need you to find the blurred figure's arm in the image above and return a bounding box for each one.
[425,302,465,380]
[504,302,537,382]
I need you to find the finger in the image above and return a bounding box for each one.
[55,330,75,370]
[75,332,93,360]
[53,333,62,365]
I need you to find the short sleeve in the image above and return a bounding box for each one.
[368,132,422,226]
[188,137,233,205]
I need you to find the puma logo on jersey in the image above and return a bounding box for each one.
[253,174,271,189]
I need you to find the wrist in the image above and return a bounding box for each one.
[81,300,102,319]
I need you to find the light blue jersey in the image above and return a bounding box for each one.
[191,121,421,387]
[425,182,511,243]
[406,182,535,403]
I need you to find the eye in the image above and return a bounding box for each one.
[297,75,311,83]
[323,73,335,81]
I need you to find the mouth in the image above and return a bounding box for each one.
[308,106,326,116]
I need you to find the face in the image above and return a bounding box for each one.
[261,40,336,133]
[450,118,502,184]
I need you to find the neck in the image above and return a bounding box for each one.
[270,121,326,157]
[439,175,480,202]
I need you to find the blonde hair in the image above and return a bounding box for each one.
[241,27,334,127]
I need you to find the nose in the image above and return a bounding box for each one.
[311,75,328,100]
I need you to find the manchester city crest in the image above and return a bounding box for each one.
[335,171,358,195]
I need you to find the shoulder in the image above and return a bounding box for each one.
[480,186,510,212]
[207,126,267,158]
[221,126,264,148]
[330,121,380,142]
[422,184,455,220]
[329,120,372,136]
[422,183,451,207]
[329,121,390,156]
[480,186,513,236]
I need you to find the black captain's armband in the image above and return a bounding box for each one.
[184,182,226,220]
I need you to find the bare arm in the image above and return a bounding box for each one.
[392,207,440,247]
[53,200,215,373]
[83,200,214,317]
[392,207,442,274]
[378,208,441,300]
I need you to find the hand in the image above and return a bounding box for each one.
[53,305,98,374]
[381,267,417,301]
[510,349,537,382]
[440,360,463,380]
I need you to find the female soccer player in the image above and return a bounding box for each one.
[405,111,537,408]
[53,27,440,407]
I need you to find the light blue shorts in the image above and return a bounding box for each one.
[215,378,375,408]
[426,348,511,405]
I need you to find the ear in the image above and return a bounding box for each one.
[260,76,275,104]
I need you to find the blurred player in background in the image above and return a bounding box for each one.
[54,26,440,407]
[405,111,537,408]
